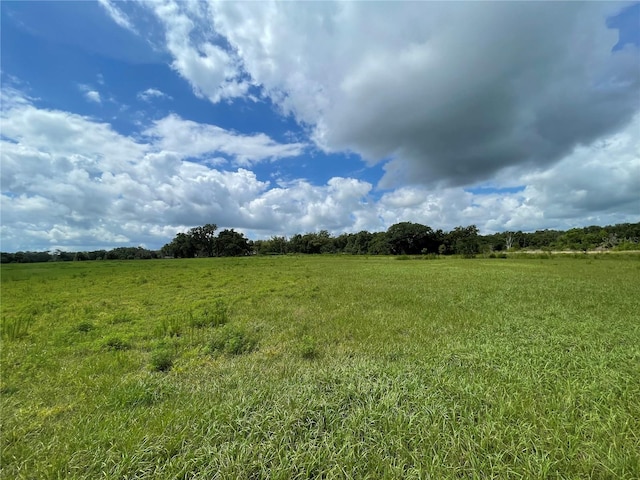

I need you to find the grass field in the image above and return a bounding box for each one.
[1,255,639,479]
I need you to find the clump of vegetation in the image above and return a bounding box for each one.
[0,385,19,396]
[73,321,95,333]
[107,377,174,409]
[103,336,130,351]
[190,299,229,328]
[209,324,258,355]
[150,348,174,372]
[155,315,183,338]
[297,335,319,359]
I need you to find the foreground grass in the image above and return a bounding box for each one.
[1,255,639,478]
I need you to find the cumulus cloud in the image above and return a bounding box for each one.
[376,113,640,234]
[78,84,102,104]
[135,1,639,188]
[517,113,640,224]
[137,88,172,102]
[85,91,101,103]
[144,114,306,166]
[0,92,318,251]
[145,1,250,103]
[2,79,638,252]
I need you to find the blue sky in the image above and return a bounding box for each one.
[1,1,639,252]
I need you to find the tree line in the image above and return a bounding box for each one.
[1,247,160,264]
[253,222,640,256]
[2,222,638,263]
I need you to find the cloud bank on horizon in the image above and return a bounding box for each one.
[1,1,639,252]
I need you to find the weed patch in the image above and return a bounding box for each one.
[103,336,131,351]
[150,348,174,372]
[209,324,258,355]
[73,321,95,333]
[155,315,183,338]
[190,299,229,328]
[297,335,319,359]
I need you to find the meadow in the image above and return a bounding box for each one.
[1,254,639,479]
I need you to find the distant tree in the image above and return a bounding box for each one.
[163,232,196,258]
[333,233,350,253]
[601,232,619,249]
[344,231,374,255]
[527,229,562,249]
[86,250,108,260]
[53,250,75,262]
[317,230,335,254]
[368,232,392,255]
[255,236,288,255]
[189,224,218,257]
[269,236,288,255]
[288,234,304,254]
[293,231,334,254]
[557,228,588,252]
[386,222,437,255]
[216,229,250,256]
[73,251,88,261]
[104,246,156,260]
[447,225,480,257]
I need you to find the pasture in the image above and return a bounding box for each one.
[1,255,639,478]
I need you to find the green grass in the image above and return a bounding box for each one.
[1,255,639,478]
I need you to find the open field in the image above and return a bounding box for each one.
[1,255,639,479]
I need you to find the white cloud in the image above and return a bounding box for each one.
[85,91,102,104]
[129,1,638,189]
[0,92,307,250]
[146,1,249,103]
[1,88,638,252]
[144,114,306,166]
[242,176,376,233]
[137,88,172,102]
[97,0,137,34]
[78,84,102,104]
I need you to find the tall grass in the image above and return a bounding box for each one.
[1,256,639,478]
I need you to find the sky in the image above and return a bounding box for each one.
[1,1,639,252]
